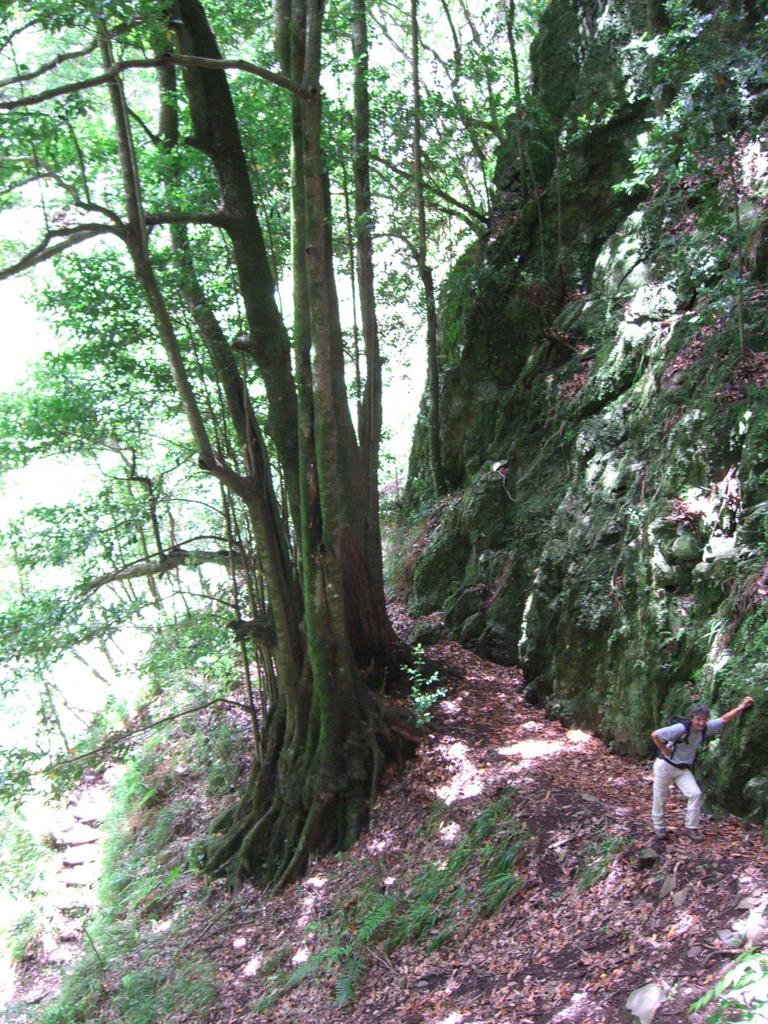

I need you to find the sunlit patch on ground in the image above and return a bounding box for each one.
[303,874,327,890]
[366,834,395,854]
[565,729,591,745]
[241,953,263,976]
[498,738,565,761]
[297,873,328,928]
[439,698,463,716]
[496,727,590,770]
[435,740,486,804]
[439,820,461,844]
[550,990,589,1020]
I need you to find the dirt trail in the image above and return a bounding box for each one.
[6,634,767,1024]
[221,632,768,1024]
[5,772,114,1020]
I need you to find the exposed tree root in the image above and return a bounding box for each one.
[205,692,414,888]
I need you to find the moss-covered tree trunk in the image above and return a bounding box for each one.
[184,0,402,888]
[93,0,404,889]
[351,0,385,593]
[410,0,447,498]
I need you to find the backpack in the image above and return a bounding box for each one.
[660,715,710,766]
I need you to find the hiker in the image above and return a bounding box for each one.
[651,696,754,842]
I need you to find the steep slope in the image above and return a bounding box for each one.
[404,0,768,819]
[9,624,768,1024]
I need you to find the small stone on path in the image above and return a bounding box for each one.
[658,872,676,898]
[626,981,666,1023]
[637,846,659,868]
[672,885,690,908]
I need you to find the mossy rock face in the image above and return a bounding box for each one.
[445,585,487,629]
[401,0,768,820]
[477,622,520,666]
[739,409,768,513]
[409,507,470,615]
[669,533,704,565]
[408,620,446,647]
[459,611,487,644]
[743,772,768,820]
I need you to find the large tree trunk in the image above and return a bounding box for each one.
[175,0,302,534]
[184,0,405,887]
[99,0,406,889]
[351,0,385,594]
[410,0,447,497]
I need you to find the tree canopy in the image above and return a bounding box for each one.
[0,0,530,884]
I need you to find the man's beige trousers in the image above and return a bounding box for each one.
[652,758,703,829]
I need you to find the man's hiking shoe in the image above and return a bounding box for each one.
[654,829,668,841]
[686,828,704,843]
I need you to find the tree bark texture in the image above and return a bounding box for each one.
[410,0,448,497]
[351,0,385,594]
[172,0,403,886]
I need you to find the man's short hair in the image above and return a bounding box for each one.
[689,703,710,719]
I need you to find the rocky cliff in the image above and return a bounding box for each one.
[402,0,768,820]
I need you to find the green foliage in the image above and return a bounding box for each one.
[0,814,50,964]
[7,909,39,963]
[404,643,446,726]
[363,793,526,951]
[334,954,367,1007]
[615,4,768,328]
[193,718,242,798]
[139,607,238,697]
[255,954,327,1012]
[690,947,768,1023]
[576,834,629,890]
[0,816,47,899]
[257,793,527,1012]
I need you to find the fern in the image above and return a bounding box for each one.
[258,792,529,1015]
[388,898,439,951]
[446,842,473,874]
[284,957,320,989]
[335,956,366,1006]
[356,891,397,944]
[427,925,455,952]
[253,956,320,1013]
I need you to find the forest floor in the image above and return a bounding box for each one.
[7,611,768,1024]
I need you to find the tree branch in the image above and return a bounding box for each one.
[0,18,41,51]
[2,160,125,228]
[144,209,231,228]
[0,223,124,279]
[372,152,487,228]
[197,454,261,505]
[0,39,99,90]
[227,617,277,647]
[0,173,38,196]
[84,546,246,593]
[128,104,161,145]
[41,170,125,226]
[44,696,254,771]
[0,54,310,111]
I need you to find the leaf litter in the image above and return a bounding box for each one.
[7,609,768,1024]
